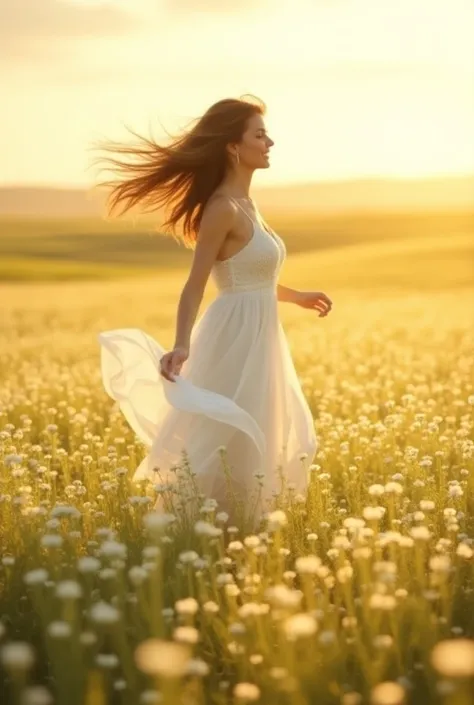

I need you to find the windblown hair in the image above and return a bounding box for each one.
[93,94,266,247]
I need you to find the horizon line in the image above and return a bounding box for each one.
[1,171,474,191]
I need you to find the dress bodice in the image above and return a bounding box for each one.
[211,198,286,294]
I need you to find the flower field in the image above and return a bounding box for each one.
[0,247,473,704]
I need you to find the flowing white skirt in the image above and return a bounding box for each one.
[98,288,317,523]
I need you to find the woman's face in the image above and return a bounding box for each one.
[234,114,274,169]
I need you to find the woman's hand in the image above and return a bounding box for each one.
[294,290,333,317]
[159,346,189,382]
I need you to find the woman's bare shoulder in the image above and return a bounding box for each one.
[203,191,238,219]
[198,192,238,238]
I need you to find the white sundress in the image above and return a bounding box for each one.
[98,197,318,523]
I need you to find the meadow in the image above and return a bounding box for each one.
[0,209,473,705]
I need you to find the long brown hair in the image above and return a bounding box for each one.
[92,94,266,247]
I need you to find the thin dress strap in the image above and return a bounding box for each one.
[230,197,275,240]
[228,197,256,226]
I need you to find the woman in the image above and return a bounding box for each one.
[96,95,332,526]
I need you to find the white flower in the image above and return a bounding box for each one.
[449,485,463,498]
[429,556,451,573]
[319,630,336,645]
[363,506,386,521]
[384,482,403,495]
[368,484,385,497]
[265,584,302,609]
[238,603,269,618]
[228,540,244,552]
[144,512,176,534]
[128,566,148,586]
[47,621,72,639]
[410,526,431,541]
[353,547,372,560]
[203,601,219,614]
[284,613,318,640]
[134,638,190,678]
[373,635,394,650]
[51,505,81,519]
[430,638,474,677]
[24,569,49,586]
[369,594,397,611]
[173,626,199,644]
[89,601,120,625]
[338,615,354,632]
[55,580,82,599]
[343,518,365,531]
[178,550,199,564]
[370,681,405,705]
[456,542,473,559]
[233,682,260,701]
[244,535,260,548]
[186,658,210,677]
[267,510,288,530]
[0,642,35,671]
[77,556,101,573]
[295,555,322,574]
[143,546,160,559]
[337,565,354,583]
[373,563,397,588]
[79,632,97,647]
[4,454,23,467]
[96,653,119,669]
[41,535,63,549]
[99,540,127,559]
[175,598,199,616]
[250,654,264,666]
[18,685,53,705]
[229,622,246,636]
[200,498,218,512]
[333,536,351,550]
[216,572,234,586]
[194,521,220,537]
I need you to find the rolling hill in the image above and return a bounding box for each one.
[0,174,473,218]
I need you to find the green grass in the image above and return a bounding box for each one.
[283,233,474,292]
[0,258,159,282]
[1,210,473,282]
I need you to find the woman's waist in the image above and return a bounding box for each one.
[215,280,278,296]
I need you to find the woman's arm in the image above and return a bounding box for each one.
[173,198,235,351]
[277,283,301,304]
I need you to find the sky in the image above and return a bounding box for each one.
[1,0,474,188]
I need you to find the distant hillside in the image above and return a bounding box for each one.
[0,175,473,217]
[0,187,105,218]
